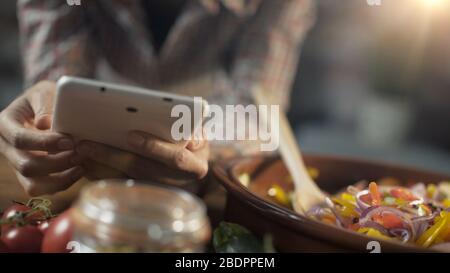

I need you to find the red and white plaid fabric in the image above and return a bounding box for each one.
[17,0,315,109]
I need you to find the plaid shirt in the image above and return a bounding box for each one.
[17,0,315,109]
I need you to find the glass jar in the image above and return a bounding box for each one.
[71,180,211,253]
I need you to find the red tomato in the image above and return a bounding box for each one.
[0,240,8,253]
[1,204,30,234]
[2,225,43,253]
[390,187,418,201]
[41,210,73,253]
[360,193,372,205]
[373,212,404,229]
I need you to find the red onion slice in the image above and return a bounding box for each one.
[359,206,414,241]
[356,190,371,211]
[359,205,380,219]
[359,220,389,235]
[306,206,330,221]
[389,228,411,242]
[411,211,439,241]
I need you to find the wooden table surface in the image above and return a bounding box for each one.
[0,155,227,225]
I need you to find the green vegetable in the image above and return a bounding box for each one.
[213,222,275,253]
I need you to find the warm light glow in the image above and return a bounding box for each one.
[421,0,444,7]
[417,0,450,14]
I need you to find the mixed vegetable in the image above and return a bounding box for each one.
[249,173,450,249]
[309,181,450,249]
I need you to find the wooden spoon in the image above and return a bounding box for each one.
[252,89,326,215]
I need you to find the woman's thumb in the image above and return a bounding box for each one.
[30,81,56,130]
[35,113,53,130]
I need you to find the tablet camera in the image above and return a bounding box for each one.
[126,107,138,113]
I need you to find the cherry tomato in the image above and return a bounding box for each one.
[1,203,49,234]
[2,225,43,253]
[0,240,8,253]
[1,204,30,234]
[41,210,73,253]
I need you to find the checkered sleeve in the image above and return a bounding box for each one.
[17,0,97,87]
[230,0,316,110]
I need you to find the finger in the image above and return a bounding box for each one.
[28,81,56,130]
[126,131,208,178]
[0,81,72,152]
[35,115,52,131]
[76,141,203,182]
[186,137,207,151]
[192,139,210,160]
[0,139,83,177]
[77,141,136,172]
[0,113,73,152]
[15,166,85,197]
[187,128,208,151]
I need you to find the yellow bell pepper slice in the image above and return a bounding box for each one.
[307,167,319,180]
[332,197,358,218]
[267,184,291,207]
[358,228,392,241]
[443,199,450,209]
[341,193,357,204]
[340,207,359,218]
[427,184,437,199]
[416,211,450,247]
[441,226,450,242]
[395,198,408,206]
[357,227,369,233]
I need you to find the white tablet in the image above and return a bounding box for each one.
[52,76,208,151]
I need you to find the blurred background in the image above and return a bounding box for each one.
[0,1,21,107]
[1,0,449,174]
[289,0,450,174]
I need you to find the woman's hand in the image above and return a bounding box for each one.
[0,81,85,196]
[76,131,209,186]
